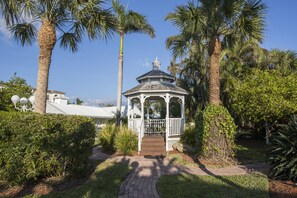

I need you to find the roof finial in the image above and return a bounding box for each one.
[152,57,161,70]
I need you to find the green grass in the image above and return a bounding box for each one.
[157,173,269,198]
[235,139,268,164]
[26,161,131,198]
[167,154,199,168]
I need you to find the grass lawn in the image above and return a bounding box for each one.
[157,173,269,198]
[235,139,268,164]
[25,161,131,198]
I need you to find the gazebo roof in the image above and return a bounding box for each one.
[123,81,188,96]
[124,58,188,97]
[136,69,175,83]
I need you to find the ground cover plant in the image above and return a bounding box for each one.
[157,173,269,198]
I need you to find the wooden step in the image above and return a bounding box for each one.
[141,145,165,151]
[141,141,165,147]
[139,150,166,156]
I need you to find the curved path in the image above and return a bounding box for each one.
[91,146,269,198]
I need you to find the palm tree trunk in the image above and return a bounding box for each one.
[208,37,221,105]
[116,34,124,125]
[34,19,56,114]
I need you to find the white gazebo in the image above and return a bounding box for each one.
[124,58,188,153]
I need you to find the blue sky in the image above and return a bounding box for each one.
[1,0,297,105]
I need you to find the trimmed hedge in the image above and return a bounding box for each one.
[0,111,95,185]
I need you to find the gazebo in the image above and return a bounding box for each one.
[124,58,188,154]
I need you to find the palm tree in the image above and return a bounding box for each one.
[166,0,266,105]
[112,0,155,125]
[1,0,114,114]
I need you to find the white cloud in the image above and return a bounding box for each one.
[0,18,12,40]
[139,58,150,68]
[68,96,117,107]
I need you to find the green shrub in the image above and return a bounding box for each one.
[99,124,118,152]
[114,127,137,155]
[180,125,196,148]
[269,116,297,182]
[197,105,236,163]
[0,111,95,185]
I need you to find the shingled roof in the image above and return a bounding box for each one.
[136,69,175,83]
[123,81,187,96]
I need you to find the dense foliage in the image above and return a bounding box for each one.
[269,116,297,182]
[197,105,236,163]
[0,111,95,185]
[231,69,297,125]
[114,127,137,155]
[0,74,32,111]
[99,124,119,152]
[180,125,196,148]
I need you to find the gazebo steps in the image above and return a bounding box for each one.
[140,135,166,156]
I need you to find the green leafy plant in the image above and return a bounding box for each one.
[269,116,297,181]
[180,125,196,148]
[99,124,118,152]
[114,127,137,155]
[0,111,95,185]
[197,105,236,163]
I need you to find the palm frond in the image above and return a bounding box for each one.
[59,32,80,52]
[9,22,37,46]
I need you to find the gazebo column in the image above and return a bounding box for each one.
[181,96,185,132]
[139,94,145,153]
[165,93,170,152]
[127,97,131,128]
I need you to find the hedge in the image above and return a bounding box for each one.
[0,111,95,185]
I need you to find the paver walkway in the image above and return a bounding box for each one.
[91,146,270,198]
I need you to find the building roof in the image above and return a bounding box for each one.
[136,69,175,83]
[46,102,127,118]
[124,58,187,97]
[124,81,188,96]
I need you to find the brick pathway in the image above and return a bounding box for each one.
[91,146,270,198]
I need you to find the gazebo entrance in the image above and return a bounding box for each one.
[124,58,188,154]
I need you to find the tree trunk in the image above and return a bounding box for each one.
[116,34,124,125]
[208,37,221,105]
[34,19,56,114]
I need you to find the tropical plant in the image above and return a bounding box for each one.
[165,2,209,117]
[0,73,32,111]
[231,69,297,143]
[112,0,155,125]
[99,124,118,152]
[269,116,297,182]
[166,0,266,105]
[114,127,137,155]
[1,0,114,114]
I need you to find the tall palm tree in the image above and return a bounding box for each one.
[1,0,114,114]
[112,0,155,125]
[166,0,266,105]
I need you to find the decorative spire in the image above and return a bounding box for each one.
[152,57,161,70]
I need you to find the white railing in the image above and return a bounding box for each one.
[144,119,166,135]
[169,118,184,136]
[129,118,184,152]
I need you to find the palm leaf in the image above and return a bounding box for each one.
[9,22,37,46]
